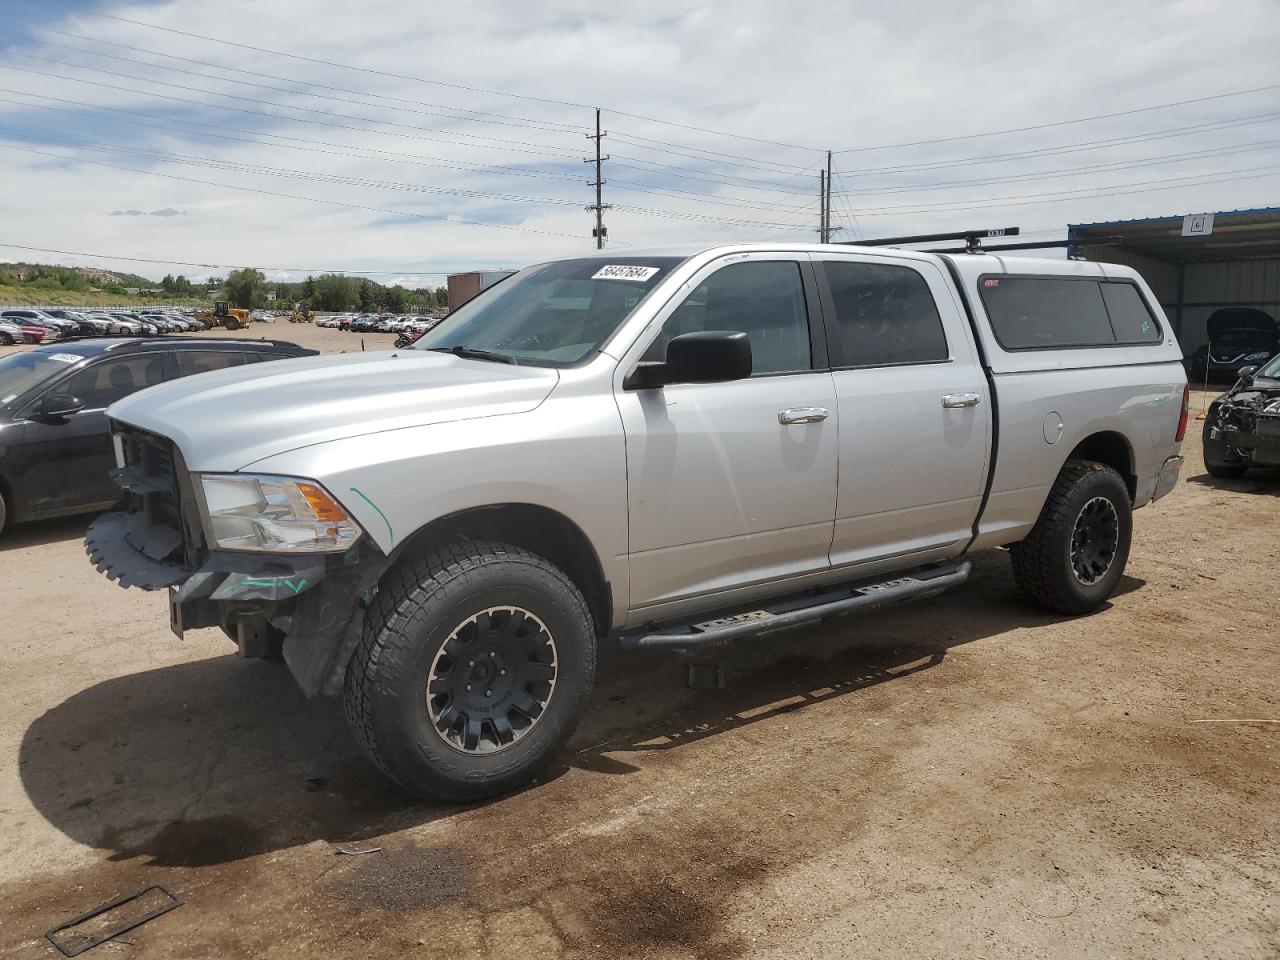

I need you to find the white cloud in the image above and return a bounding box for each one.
[1,0,1278,280]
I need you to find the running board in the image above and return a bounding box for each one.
[619,561,971,651]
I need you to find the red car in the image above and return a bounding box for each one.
[18,324,54,344]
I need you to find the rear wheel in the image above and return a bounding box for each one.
[0,331,12,345]
[343,540,596,801]
[1010,459,1133,615]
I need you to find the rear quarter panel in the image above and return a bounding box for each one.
[946,256,1187,550]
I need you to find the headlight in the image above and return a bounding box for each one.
[1264,399,1280,414]
[199,474,363,553]
[1244,352,1271,362]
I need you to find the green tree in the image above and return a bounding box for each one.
[383,284,409,312]
[161,273,175,293]
[312,273,358,311]
[357,279,378,312]
[222,268,269,308]
[434,286,448,308]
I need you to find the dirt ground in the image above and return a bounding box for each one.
[0,324,1276,959]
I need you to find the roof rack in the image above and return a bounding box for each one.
[837,227,1020,254]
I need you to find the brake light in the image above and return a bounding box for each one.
[1175,383,1190,442]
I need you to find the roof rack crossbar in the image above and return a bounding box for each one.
[838,227,1020,253]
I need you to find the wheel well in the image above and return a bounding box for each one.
[1067,431,1136,500]
[396,504,612,636]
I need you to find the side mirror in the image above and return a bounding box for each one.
[628,330,753,389]
[1237,365,1259,380]
[36,393,85,420]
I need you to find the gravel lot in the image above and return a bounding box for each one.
[0,324,1276,959]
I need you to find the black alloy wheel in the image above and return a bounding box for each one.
[426,606,558,755]
[1069,496,1119,585]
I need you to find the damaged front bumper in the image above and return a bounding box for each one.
[85,509,390,696]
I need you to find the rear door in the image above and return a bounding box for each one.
[811,252,990,570]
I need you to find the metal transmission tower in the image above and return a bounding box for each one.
[585,108,611,248]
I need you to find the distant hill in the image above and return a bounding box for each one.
[0,261,156,288]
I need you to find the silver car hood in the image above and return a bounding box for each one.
[108,350,560,471]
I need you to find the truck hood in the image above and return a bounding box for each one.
[108,350,559,471]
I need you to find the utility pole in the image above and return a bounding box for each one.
[818,169,827,242]
[585,108,611,248]
[824,150,833,243]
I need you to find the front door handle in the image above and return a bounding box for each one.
[779,406,829,425]
[942,393,981,409]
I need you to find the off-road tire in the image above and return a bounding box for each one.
[343,540,596,801]
[223,318,241,331]
[1010,459,1133,615]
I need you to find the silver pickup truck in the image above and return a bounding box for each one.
[86,243,1188,799]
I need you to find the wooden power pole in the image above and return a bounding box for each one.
[585,108,611,248]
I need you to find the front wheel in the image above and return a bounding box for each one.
[343,540,596,801]
[1010,459,1133,615]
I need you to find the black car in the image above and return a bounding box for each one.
[45,309,112,337]
[1186,307,1279,384]
[1202,352,1280,478]
[0,337,316,533]
[1,309,77,339]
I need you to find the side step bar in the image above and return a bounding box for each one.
[619,560,971,651]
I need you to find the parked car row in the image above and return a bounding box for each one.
[315,313,445,334]
[0,308,211,344]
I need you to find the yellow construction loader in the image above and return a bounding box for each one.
[289,304,314,324]
[195,300,251,331]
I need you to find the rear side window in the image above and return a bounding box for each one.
[980,276,1160,349]
[175,350,243,378]
[60,355,166,408]
[1100,282,1161,343]
[981,277,1113,349]
[821,261,948,366]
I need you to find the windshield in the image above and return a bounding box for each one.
[412,257,684,366]
[0,351,81,408]
[1258,353,1280,378]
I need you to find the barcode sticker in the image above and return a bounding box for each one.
[592,264,660,282]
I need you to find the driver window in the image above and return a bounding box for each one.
[58,355,166,409]
[644,260,812,375]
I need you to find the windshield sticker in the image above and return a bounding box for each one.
[592,264,660,282]
[48,353,81,363]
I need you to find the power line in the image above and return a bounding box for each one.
[833,82,1280,154]
[41,29,587,134]
[0,63,583,163]
[0,242,460,276]
[81,10,829,152]
[30,39,576,137]
[5,53,581,154]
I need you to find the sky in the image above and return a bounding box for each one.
[0,0,1278,285]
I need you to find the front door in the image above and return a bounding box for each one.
[20,353,169,516]
[616,255,838,611]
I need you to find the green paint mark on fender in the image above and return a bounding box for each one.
[239,578,280,589]
[350,486,394,546]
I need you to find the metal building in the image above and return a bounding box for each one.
[1068,206,1280,357]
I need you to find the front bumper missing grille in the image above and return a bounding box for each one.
[86,509,327,631]
[85,511,190,590]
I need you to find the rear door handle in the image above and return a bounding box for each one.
[941,393,981,408]
[779,406,829,424]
